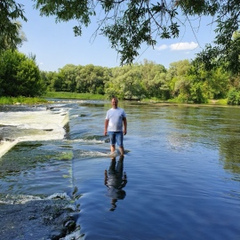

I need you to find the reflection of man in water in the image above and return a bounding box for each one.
[104,156,127,211]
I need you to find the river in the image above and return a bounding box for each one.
[0,100,240,240]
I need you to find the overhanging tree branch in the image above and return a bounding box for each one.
[2,1,240,73]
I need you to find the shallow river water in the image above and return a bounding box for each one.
[0,100,240,240]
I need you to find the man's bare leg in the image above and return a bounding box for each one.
[119,146,124,156]
[111,145,115,153]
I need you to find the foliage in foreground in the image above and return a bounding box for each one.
[2,1,240,74]
[34,0,240,72]
[0,0,27,52]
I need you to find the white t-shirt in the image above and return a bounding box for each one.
[106,107,126,132]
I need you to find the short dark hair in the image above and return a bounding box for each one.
[111,96,118,102]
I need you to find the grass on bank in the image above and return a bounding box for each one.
[0,92,105,105]
[0,96,48,105]
[142,97,228,105]
[209,99,228,105]
[0,92,228,105]
[43,92,106,100]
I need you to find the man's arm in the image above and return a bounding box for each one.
[123,117,127,135]
[104,119,109,136]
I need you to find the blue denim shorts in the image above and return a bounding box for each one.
[108,131,124,147]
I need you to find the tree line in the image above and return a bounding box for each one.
[1,49,240,104]
[41,58,240,104]
[0,47,240,105]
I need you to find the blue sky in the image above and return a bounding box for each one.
[18,1,216,72]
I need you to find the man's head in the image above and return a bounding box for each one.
[111,97,118,109]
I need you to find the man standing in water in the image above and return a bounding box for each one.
[104,97,127,156]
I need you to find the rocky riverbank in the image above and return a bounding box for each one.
[0,199,79,240]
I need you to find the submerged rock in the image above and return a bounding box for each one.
[0,199,79,240]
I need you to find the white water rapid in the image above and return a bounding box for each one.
[0,107,69,158]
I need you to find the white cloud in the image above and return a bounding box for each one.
[156,42,198,52]
[170,42,198,51]
[156,44,168,51]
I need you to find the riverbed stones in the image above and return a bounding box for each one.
[0,199,78,240]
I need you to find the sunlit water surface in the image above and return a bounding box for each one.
[0,101,240,240]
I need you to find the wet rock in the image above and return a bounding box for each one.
[0,199,79,240]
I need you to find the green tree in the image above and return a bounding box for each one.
[207,67,229,99]
[58,64,78,92]
[52,71,64,92]
[0,1,27,51]
[141,60,168,99]
[121,67,144,100]
[105,65,145,100]
[227,88,240,105]
[190,58,230,100]
[50,64,110,94]
[0,50,45,97]
[75,64,108,94]
[40,71,59,92]
[167,60,191,100]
